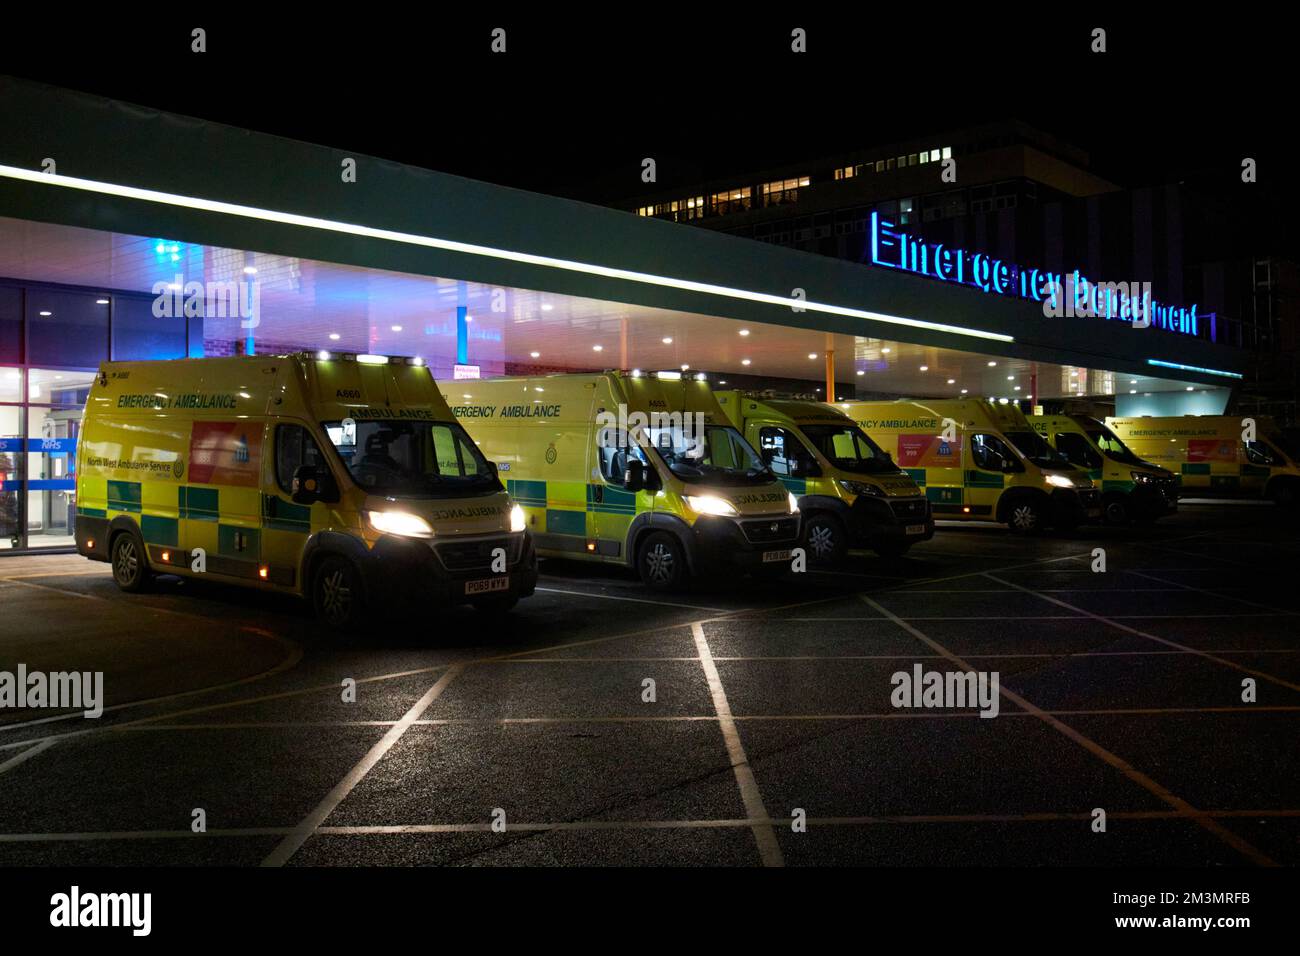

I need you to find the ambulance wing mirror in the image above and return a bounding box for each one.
[624,459,648,493]
[292,465,338,504]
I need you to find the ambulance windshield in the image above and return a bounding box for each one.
[323,419,502,497]
[646,423,772,485]
[1086,425,1144,465]
[801,424,896,474]
[1004,429,1072,469]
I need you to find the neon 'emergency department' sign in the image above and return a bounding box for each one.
[869,212,1199,336]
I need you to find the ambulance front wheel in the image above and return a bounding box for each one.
[1006,499,1046,534]
[637,531,686,590]
[312,555,365,629]
[802,513,847,566]
[110,530,153,593]
[1102,493,1131,525]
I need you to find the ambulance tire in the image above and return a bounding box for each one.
[802,513,847,566]
[637,531,686,590]
[1005,498,1046,534]
[1102,493,1131,525]
[312,555,366,630]
[110,528,153,593]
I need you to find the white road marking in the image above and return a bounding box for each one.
[985,573,1300,694]
[537,586,725,611]
[261,664,466,867]
[0,739,55,777]
[859,593,1278,867]
[691,622,783,867]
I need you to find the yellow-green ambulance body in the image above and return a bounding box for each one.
[714,392,932,561]
[1028,414,1177,524]
[446,371,800,588]
[840,399,1101,533]
[76,352,536,626]
[1107,415,1300,505]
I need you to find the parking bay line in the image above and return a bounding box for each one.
[8,807,1300,845]
[691,621,783,867]
[261,664,467,867]
[0,739,56,777]
[1128,569,1300,616]
[536,586,726,612]
[984,573,1300,695]
[858,593,1278,867]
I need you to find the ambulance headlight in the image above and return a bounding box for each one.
[1131,471,1156,483]
[510,504,526,533]
[788,492,800,514]
[839,479,883,498]
[367,510,434,537]
[685,495,738,517]
[1045,474,1076,489]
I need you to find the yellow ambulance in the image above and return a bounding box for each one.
[839,399,1102,533]
[1027,414,1178,524]
[714,392,932,561]
[75,352,537,626]
[446,371,800,589]
[1106,415,1300,505]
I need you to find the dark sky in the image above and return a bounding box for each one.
[3,11,1290,238]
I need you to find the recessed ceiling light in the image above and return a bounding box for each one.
[987,361,997,367]
[681,364,690,371]
[592,345,603,352]
[1129,389,1137,394]
[960,388,969,394]
[530,351,541,358]
[741,359,751,366]
[96,298,109,305]
[738,329,750,336]
[856,370,865,376]
[919,365,928,371]
[718,381,727,385]
[808,353,818,360]
[662,337,673,344]
[243,266,257,275]
[946,378,955,384]
[541,304,553,312]
[38,310,52,316]
[329,333,340,341]
[1186,386,1194,391]
[1013,386,1021,391]
[1007,375,1014,380]
[391,325,403,332]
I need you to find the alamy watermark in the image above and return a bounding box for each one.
[0,664,104,718]
[152,274,260,329]
[891,664,1000,718]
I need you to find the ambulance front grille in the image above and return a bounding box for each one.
[740,516,799,544]
[889,497,929,520]
[434,535,523,572]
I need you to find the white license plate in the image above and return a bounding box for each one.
[906,524,927,535]
[762,549,792,563]
[465,576,509,595]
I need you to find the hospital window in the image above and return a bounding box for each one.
[711,187,752,216]
[761,177,810,207]
[275,424,328,493]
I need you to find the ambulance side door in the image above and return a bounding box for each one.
[263,420,329,589]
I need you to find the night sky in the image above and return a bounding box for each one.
[3,12,1290,251]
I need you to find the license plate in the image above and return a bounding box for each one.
[465,576,509,595]
[906,524,926,535]
[762,549,792,563]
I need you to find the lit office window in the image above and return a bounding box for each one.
[761,177,810,206]
[875,160,885,173]
[907,154,918,166]
[710,187,752,215]
[942,146,952,159]
[919,151,930,163]
[835,166,856,180]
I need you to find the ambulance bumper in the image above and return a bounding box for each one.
[691,514,801,569]
[1053,488,1103,525]
[1130,480,1179,517]
[363,530,538,606]
[847,495,935,546]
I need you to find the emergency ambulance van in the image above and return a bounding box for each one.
[714,392,933,561]
[446,371,800,589]
[1107,415,1300,505]
[1027,414,1178,524]
[75,352,537,626]
[839,399,1101,533]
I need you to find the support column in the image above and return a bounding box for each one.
[824,333,836,401]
